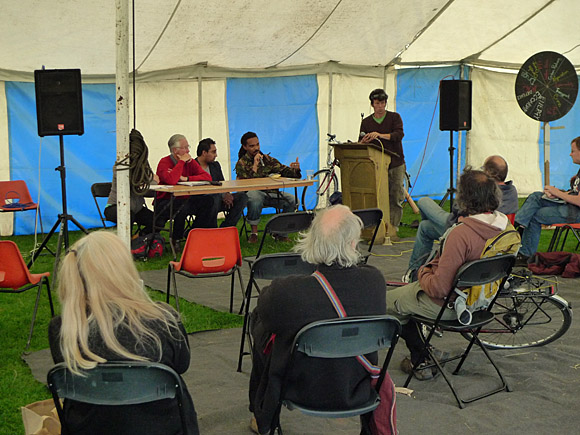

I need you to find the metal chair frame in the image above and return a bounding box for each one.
[403,254,516,408]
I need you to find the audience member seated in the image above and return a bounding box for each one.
[248,205,390,434]
[155,134,216,248]
[515,136,580,264]
[405,155,518,280]
[104,169,158,236]
[235,131,301,243]
[388,168,511,380]
[195,138,248,228]
[48,231,199,434]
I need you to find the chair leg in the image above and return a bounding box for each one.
[237,277,255,372]
[236,268,245,315]
[25,285,43,351]
[166,266,172,304]
[229,273,235,314]
[45,277,55,317]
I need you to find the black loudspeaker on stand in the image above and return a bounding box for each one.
[439,79,472,210]
[29,69,88,272]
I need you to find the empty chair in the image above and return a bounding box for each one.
[0,240,54,350]
[237,253,316,372]
[166,227,244,313]
[353,208,383,264]
[0,180,43,233]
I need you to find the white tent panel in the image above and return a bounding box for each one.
[468,68,542,195]
[479,0,580,67]
[200,79,231,177]
[130,80,231,179]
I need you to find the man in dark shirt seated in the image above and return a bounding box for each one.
[195,138,248,228]
[248,204,389,434]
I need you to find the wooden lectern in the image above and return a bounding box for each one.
[333,142,397,243]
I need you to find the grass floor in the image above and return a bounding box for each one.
[1,200,573,433]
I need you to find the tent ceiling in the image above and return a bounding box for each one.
[1,0,578,80]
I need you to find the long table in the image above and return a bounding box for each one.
[148,177,314,258]
[149,177,313,197]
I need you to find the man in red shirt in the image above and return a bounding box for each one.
[155,134,216,246]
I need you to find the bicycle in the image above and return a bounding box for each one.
[301,134,340,211]
[460,270,572,349]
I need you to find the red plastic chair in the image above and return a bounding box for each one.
[166,227,244,313]
[0,241,54,350]
[506,213,515,225]
[0,180,43,233]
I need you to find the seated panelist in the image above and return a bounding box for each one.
[235,131,301,243]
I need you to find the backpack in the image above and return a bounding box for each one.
[441,222,521,324]
[131,233,165,260]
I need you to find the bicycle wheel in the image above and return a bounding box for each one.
[461,295,572,349]
[301,169,339,210]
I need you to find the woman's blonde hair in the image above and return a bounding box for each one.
[57,231,183,374]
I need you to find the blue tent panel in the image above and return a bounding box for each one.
[6,82,116,235]
[226,75,319,210]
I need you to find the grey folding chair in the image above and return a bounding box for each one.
[270,315,401,434]
[47,361,188,435]
[237,252,317,372]
[403,254,516,408]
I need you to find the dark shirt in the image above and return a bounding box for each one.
[48,305,199,435]
[359,111,405,168]
[249,263,386,433]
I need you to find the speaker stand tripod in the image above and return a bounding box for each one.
[28,135,88,278]
[438,131,456,211]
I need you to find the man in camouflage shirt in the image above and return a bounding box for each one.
[235,131,301,243]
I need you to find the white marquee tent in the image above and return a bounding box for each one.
[1,0,579,235]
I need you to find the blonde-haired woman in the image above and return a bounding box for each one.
[48,231,199,434]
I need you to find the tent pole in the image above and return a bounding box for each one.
[116,0,131,248]
[327,72,333,135]
[543,122,550,185]
[198,75,203,139]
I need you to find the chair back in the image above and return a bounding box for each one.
[91,182,112,199]
[179,227,242,274]
[0,180,35,208]
[293,315,401,359]
[0,241,35,289]
[251,253,316,281]
[256,211,314,257]
[353,208,383,257]
[454,255,515,289]
[47,362,186,432]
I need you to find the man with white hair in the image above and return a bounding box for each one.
[248,205,389,434]
[155,134,216,248]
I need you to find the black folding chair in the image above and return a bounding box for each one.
[353,208,383,264]
[47,361,188,435]
[270,315,401,434]
[237,253,316,372]
[245,211,314,263]
[403,254,516,408]
[90,182,112,228]
[239,188,300,240]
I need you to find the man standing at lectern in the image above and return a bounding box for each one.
[359,88,406,234]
